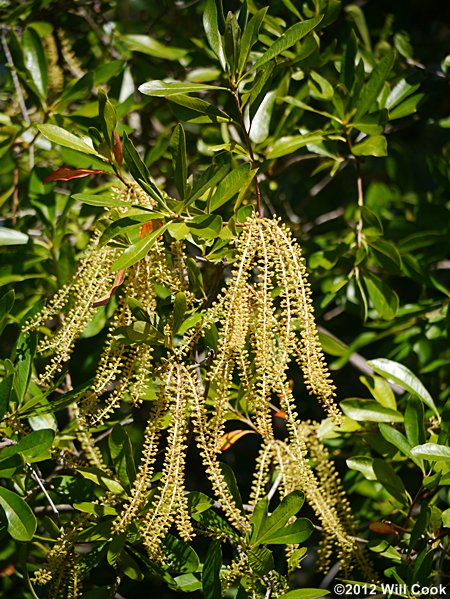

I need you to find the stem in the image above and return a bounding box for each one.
[230,85,262,217]
[355,158,364,249]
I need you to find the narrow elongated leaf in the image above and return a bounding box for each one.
[203,0,227,70]
[378,423,423,470]
[209,163,251,211]
[238,8,268,74]
[23,27,48,99]
[139,80,226,97]
[224,11,241,75]
[389,93,424,120]
[267,133,325,159]
[72,192,131,208]
[368,358,439,419]
[250,491,305,546]
[38,124,100,156]
[363,271,398,319]
[188,214,222,239]
[411,443,450,462]
[120,34,187,60]
[340,398,403,422]
[122,132,150,185]
[168,95,231,122]
[0,374,13,420]
[346,456,376,480]
[0,487,37,541]
[98,89,117,148]
[43,167,105,183]
[251,16,323,72]
[76,467,126,496]
[354,51,395,120]
[111,222,171,272]
[260,518,313,545]
[249,90,277,143]
[202,540,222,599]
[170,124,188,199]
[188,163,230,205]
[218,462,243,512]
[172,292,187,335]
[404,396,425,447]
[280,590,330,599]
[109,425,136,490]
[0,228,28,246]
[372,459,409,505]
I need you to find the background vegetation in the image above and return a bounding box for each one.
[0,0,449,597]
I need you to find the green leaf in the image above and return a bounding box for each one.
[340,399,403,422]
[372,459,409,505]
[218,462,243,512]
[249,90,277,144]
[363,272,398,319]
[139,80,226,97]
[279,590,330,599]
[389,93,424,120]
[360,375,396,409]
[354,51,395,120]
[72,192,130,208]
[0,374,13,420]
[202,540,222,599]
[251,16,323,72]
[386,78,421,111]
[188,214,223,239]
[98,89,117,148]
[76,467,126,496]
[0,227,28,246]
[352,135,387,157]
[238,8,268,75]
[368,358,439,419]
[56,72,94,108]
[163,533,200,574]
[172,292,187,336]
[209,163,251,212]
[109,424,136,490]
[23,27,48,99]
[120,34,187,60]
[170,124,188,200]
[167,95,231,123]
[405,396,425,447]
[122,132,150,185]
[0,487,37,541]
[267,133,325,159]
[346,456,376,480]
[378,423,423,470]
[260,518,313,545]
[247,546,274,575]
[111,222,170,272]
[203,0,227,71]
[411,443,450,462]
[38,124,100,156]
[250,490,305,546]
[224,11,241,75]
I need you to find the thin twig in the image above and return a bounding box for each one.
[29,464,60,518]
[355,159,364,249]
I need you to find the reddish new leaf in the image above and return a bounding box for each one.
[219,430,253,452]
[93,269,126,307]
[369,521,399,535]
[43,167,105,184]
[113,130,123,167]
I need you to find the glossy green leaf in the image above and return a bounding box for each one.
[188,214,223,239]
[354,51,395,120]
[139,80,226,97]
[224,11,240,75]
[378,423,423,470]
[170,124,188,199]
[360,375,396,409]
[111,222,170,272]
[249,90,277,144]
[109,424,136,490]
[209,163,251,211]
[372,459,409,505]
[167,94,231,122]
[368,358,439,419]
[219,462,244,512]
[122,132,150,185]
[352,135,388,157]
[172,292,187,335]
[98,89,117,148]
[202,540,221,599]
[238,7,268,75]
[363,272,398,319]
[0,487,37,541]
[389,93,424,120]
[411,443,450,462]
[203,0,227,70]
[250,490,304,546]
[247,546,274,575]
[279,590,330,599]
[38,124,100,156]
[23,27,48,99]
[251,16,323,72]
[120,34,187,60]
[76,466,126,496]
[0,228,28,246]
[340,399,403,422]
[72,192,130,208]
[163,533,200,574]
[267,132,325,159]
[404,396,425,447]
[0,374,13,420]
[346,456,376,480]
[260,518,313,545]
[386,78,421,111]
